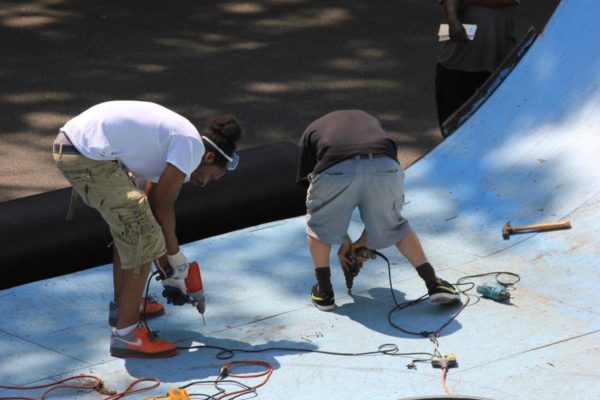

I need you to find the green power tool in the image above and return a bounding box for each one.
[476,283,510,301]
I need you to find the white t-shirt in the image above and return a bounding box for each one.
[61,101,205,183]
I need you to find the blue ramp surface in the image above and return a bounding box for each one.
[1,0,600,398]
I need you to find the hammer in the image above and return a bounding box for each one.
[502,220,571,240]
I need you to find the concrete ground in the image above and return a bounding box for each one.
[0,0,559,202]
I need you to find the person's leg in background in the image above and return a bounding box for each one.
[435,63,467,128]
[435,63,490,136]
[460,70,491,103]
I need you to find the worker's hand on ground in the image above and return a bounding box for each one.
[167,250,189,279]
[449,19,469,42]
[337,235,353,273]
[161,277,190,306]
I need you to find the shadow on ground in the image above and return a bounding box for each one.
[334,287,463,339]
[0,0,559,201]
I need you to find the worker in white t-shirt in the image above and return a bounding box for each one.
[53,101,242,358]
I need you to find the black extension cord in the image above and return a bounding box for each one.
[141,258,519,363]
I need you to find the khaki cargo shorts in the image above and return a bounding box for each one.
[53,148,166,272]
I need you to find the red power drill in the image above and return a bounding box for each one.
[185,262,206,314]
[157,260,206,321]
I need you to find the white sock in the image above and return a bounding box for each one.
[115,323,138,337]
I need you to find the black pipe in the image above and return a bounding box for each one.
[0,143,306,289]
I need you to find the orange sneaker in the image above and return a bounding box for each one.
[139,296,166,320]
[110,325,177,358]
[109,297,165,327]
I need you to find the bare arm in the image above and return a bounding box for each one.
[443,0,469,42]
[147,164,185,257]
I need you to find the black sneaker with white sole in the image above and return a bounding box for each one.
[427,279,460,304]
[311,284,336,311]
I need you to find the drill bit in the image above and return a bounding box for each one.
[343,253,362,294]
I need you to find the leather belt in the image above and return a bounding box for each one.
[53,143,80,154]
[353,153,387,160]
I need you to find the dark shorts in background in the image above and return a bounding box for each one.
[435,63,491,129]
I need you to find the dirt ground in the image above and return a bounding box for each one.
[0,0,559,202]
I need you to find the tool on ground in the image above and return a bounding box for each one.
[502,220,571,240]
[431,353,458,369]
[156,261,206,322]
[476,283,510,301]
[145,388,191,400]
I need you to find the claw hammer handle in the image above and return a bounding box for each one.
[511,221,571,232]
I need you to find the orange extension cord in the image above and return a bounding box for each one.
[0,361,273,400]
[441,368,453,396]
[214,360,273,400]
[0,374,160,400]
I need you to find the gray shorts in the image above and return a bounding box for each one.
[305,156,411,249]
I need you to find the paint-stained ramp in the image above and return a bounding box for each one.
[1,0,599,398]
